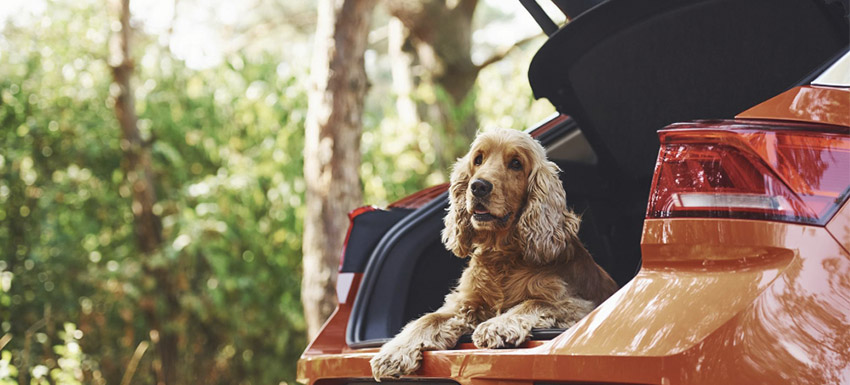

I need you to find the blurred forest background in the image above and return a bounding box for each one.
[0,0,558,383]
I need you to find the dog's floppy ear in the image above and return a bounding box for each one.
[516,160,578,264]
[441,155,474,258]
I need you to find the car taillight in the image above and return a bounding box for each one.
[647,120,850,225]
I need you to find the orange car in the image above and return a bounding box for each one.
[298,0,850,384]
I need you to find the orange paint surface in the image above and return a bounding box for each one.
[737,86,850,127]
[827,199,850,254]
[298,216,850,384]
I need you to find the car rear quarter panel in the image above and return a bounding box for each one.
[554,215,850,383]
[827,194,850,253]
[737,86,850,127]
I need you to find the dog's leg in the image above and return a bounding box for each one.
[370,304,477,380]
[472,298,593,349]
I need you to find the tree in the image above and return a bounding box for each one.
[385,0,539,170]
[109,0,178,383]
[302,0,378,338]
[387,0,478,105]
[0,0,550,382]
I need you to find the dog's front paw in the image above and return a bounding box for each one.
[370,342,422,381]
[472,316,532,349]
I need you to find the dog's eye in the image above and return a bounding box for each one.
[509,158,522,170]
[474,154,483,165]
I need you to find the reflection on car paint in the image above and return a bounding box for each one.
[738,86,850,128]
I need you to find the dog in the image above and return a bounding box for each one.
[370,128,619,380]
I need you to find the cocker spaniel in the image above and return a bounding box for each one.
[370,128,618,380]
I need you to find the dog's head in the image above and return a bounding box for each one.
[441,128,579,264]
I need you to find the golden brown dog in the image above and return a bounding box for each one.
[370,128,618,380]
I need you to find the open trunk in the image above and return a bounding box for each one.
[344,0,849,348]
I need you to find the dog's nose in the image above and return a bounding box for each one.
[470,179,493,198]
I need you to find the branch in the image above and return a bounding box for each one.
[165,0,179,44]
[0,334,11,351]
[119,340,150,385]
[475,32,542,72]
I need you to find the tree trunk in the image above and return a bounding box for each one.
[110,0,161,254]
[302,0,376,339]
[388,17,419,128]
[386,0,481,169]
[387,0,479,104]
[108,1,177,383]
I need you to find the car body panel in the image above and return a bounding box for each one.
[737,86,850,128]
[827,199,850,253]
[298,213,850,384]
[302,273,363,357]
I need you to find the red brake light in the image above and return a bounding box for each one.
[647,120,850,225]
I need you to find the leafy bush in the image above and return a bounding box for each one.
[0,1,554,384]
[1,2,308,383]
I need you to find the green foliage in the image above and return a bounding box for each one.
[0,1,555,384]
[475,39,557,132]
[1,1,307,383]
[359,40,555,206]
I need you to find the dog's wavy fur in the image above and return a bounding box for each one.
[370,128,618,380]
